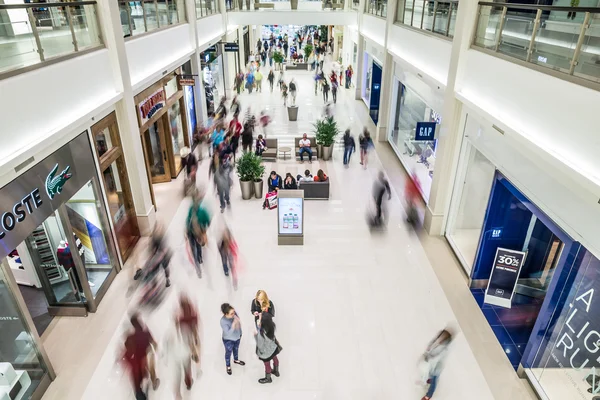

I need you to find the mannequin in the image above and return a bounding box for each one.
[56,240,85,300]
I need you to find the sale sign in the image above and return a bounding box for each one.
[484,247,526,308]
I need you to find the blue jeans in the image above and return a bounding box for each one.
[218,187,230,209]
[426,374,438,397]
[223,338,240,367]
[299,147,313,161]
[343,146,353,164]
[188,235,202,276]
[220,249,231,274]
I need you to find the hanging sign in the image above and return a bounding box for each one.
[138,89,166,125]
[224,42,239,52]
[484,247,526,308]
[415,122,436,141]
[178,75,196,86]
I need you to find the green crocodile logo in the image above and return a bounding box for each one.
[46,163,72,200]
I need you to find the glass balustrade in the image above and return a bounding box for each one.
[366,0,387,18]
[118,0,186,38]
[473,2,600,85]
[0,1,103,76]
[196,0,219,17]
[397,0,458,38]
[225,0,341,12]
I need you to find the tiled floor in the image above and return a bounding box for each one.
[471,288,543,369]
[38,56,536,400]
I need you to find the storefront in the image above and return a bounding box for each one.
[200,46,224,115]
[91,112,140,262]
[135,68,191,203]
[181,61,198,147]
[361,51,382,124]
[387,63,443,201]
[444,111,600,399]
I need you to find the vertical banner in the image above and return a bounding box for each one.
[484,247,526,308]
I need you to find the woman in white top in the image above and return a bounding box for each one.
[421,328,453,400]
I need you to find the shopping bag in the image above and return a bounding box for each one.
[265,191,278,209]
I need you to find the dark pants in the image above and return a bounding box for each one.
[299,147,313,161]
[263,355,279,373]
[223,338,240,367]
[332,90,337,103]
[220,249,231,274]
[269,80,274,92]
[218,187,230,210]
[231,137,239,160]
[243,143,252,152]
[345,79,350,89]
[343,146,353,164]
[323,91,329,102]
[188,235,203,276]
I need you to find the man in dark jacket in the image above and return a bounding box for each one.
[342,129,356,166]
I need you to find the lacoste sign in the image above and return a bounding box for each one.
[0,132,95,260]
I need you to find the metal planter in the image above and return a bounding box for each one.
[254,180,264,199]
[322,145,333,161]
[287,105,298,121]
[240,180,254,200]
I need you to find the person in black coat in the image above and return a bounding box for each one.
[267,171,282,192]
[251,290,275,322]
[283,173,297,189]
[342,129,356,166]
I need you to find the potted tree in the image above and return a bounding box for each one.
[236,152,263,199]
[272,51,284,70]
[253,157,266,199]
[314,117,339,161]
[291,0,298,9]
[303,44,313,67]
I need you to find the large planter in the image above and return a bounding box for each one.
[237,0,243,9]
[317,144,323,158]
[287,105,299,121]
[291,0,298,9]
[245,0,250,9]
[240,180,253,200]
[254,180,264,199]
[322,145,333,161]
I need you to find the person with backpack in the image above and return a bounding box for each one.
[342,129,356,166]
[289,79,297,105]
[186,190,211,278]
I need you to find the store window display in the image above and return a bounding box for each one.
[388,80,439,200]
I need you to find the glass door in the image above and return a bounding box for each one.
[143,118,171,183]
[168,101,186,177]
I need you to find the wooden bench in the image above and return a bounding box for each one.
[254,1,275,9]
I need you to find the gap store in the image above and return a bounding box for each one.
[445,110,600,400]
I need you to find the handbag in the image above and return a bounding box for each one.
[274,337,283,353]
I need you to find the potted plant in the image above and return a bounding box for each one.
[303,44,313,64]
[272,51,284,70]
[291,0,298,9]
[236,152,263,200]
[253,156,266,199]
[314,117,339,161]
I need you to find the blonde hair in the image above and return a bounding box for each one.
[256,290,270,310]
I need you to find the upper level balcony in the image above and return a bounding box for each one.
[395,0,459,39]
[473,2,600,88]
[0,1,103,78]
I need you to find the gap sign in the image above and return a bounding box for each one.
[415,121,436,141]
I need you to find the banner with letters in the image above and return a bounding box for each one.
[484,247,526,308]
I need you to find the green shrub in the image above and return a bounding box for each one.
[272,51,284,64]
[313,117,339,147]
[236,152,265,182]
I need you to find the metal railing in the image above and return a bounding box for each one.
[473,2,600,85]
[366,0,387,18]
[0,1,103,77]
[119,0,186,38]
[196,0,219,17]
[352,0,360,11]
[398,0,459,38]
[225,0,337,12]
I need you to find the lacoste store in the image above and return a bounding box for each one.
[0,132,121,398]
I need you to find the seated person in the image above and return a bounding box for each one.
[267,170,283,192]
[255,135,267,156]
[284,173,297,189]
[298,133,313,163]
[314,169,328,182]
[297,169,313,184]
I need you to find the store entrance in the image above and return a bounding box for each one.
[7,180,118,336]
[143,118,172,183]
[470,174,572,369]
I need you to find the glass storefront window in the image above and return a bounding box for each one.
[0,265,51,398]
[65,181,116,298]
[165,75,178,99]
[446,142,496,273]
[168,101,185,172]
[94,127,113,158]
[388,79,439,200]
[362,52,372,104]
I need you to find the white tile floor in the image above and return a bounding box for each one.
[42,59,500,400]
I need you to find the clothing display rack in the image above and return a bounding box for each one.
[27,226,67,285]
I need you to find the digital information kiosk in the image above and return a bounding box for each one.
[277,190,304,245]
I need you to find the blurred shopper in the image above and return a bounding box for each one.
[281,82,288,106]
[121,314,159,400]
[234,71,244,94]
[251,290,275,322]
[359,128,373,169]
[218,226,238,283]
[322,80,330,103]
[331,80,338,104]
[254,312,281,384]
[421,329,454,400]
[215,97,227,118]
[259,110,271,137]
[405,171,422,226]
[289,79,297,105]
[246,70,255,93]
[181,147,198,197]
[268,69,275,92]
[255,68,263,92]
[241,121,254,153]
[255,134,267,156]
[342,129,356,167]
[186,190,211,278]
[214,156,233,213]
[230,95,241,118]
[228,116,242,162]
[278,69,285,91]
[345,65,353,89]
[168,296,200,398]
[372,171,392,226]
[220,303,245,375]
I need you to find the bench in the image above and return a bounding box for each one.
[299,180,329,200]
[262,138,278,161]
[254,1,275,8]
[294,136,318,161]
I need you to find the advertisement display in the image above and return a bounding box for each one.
[278,197,303,235]
[183,85,197,146]
[484,247,526,308]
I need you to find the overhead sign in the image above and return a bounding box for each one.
[484,247,526,308]
[224,42,239,52]
[415,121,436,141]
[139,88,166,125]
[0,132,96,260]
[178,75,195,86]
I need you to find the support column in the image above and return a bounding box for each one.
[424,0,480,235]
[374,52,393,142]
[354,35,364,101]
[102,0,156,235]
[186,0,207,126]
[237,26,246,70]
